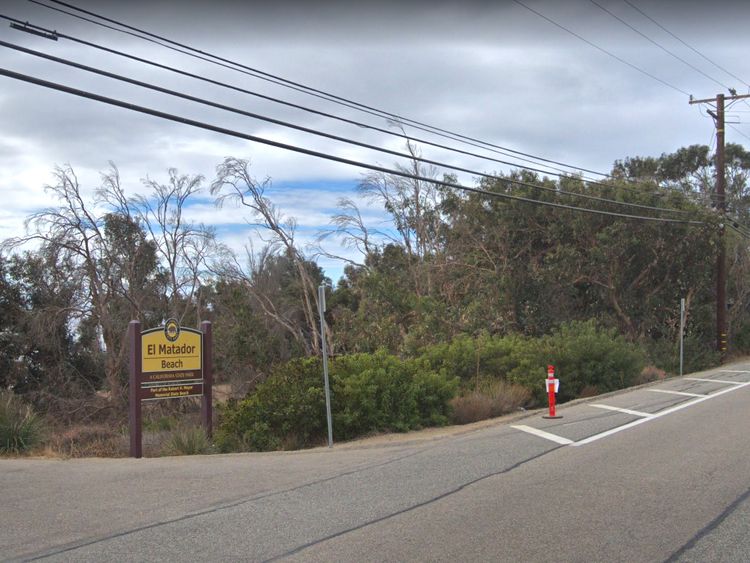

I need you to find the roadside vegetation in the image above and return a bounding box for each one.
[0,391,45,454]
[1,144,749,456]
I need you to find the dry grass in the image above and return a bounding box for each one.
[636,365,668,385]
[45,424,128,458]
[451,380,531,425]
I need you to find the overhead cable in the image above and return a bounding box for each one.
[621,0,750,90]
[0,14,609,184]
[589,0,731,91]
[0,39,695,217]
[32,0,613,178]
[0,66,708,225]
[512,0,691,97]
[0,13,697,203]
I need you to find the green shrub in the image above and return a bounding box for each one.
[0,391,45,454]
[644,335,720,375]
[411,364,460,427]
[216,351,458,452]
[332,352,458,439]
[418,332,529,384]
[333,353,420,439]
[162,425,213,456]
[419,321,646,406]
[215,357,327,452]
[732,321,750,354]
[506,320,647,403]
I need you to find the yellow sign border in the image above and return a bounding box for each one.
[141,325,203,375]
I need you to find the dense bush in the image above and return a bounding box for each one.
[643,335,719,375]
[217,321,651,452]
[418,332,529,384]
[216,357,324,452]
[505,320,647,402]
[419,321,646,405]
[0,391,45,454]
[216,351,458,452]
[332,353,457,439]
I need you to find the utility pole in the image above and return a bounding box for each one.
[689,91,750,356]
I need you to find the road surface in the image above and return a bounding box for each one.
[2,363,749,562]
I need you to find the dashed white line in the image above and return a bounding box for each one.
[718,369,750,374]
[589,404,653,418]
[648,389,706,398]
[574,380,750,446]
[685,377,746,385]
[511,425,574,445]
[511,378,750,448]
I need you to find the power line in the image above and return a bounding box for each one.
[728,124,750,144]
[621,0,750,90]
[0,38,695,218]
[512,0,691,97]
[32,0,613,178]
[0,66,708,225]
[621,0,750,118]
[727,223,750,240]
[11,6,737,206]
[588,0,731,91]
[0,14,610,186]
[0,18,670,205]
[1,14,700,205]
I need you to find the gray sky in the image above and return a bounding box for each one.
[1,0,749,279]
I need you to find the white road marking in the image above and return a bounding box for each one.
[648,389,706,398]
[573,380,750,446]
[718,370,750,374]
[589,404,653,418]
[511,425,574,445]
[685,377,745,385]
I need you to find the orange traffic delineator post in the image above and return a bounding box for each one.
[542,364,562,419]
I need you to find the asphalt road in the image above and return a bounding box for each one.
[2,363,749,562]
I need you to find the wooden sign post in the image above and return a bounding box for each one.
[128,319,213,458]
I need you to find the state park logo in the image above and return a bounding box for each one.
[164,318,180,342]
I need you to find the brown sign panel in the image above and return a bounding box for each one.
[140,382,204,401]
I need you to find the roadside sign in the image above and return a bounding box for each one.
[141,319,202,376]
[128,319,213,458]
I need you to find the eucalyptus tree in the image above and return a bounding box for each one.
[135,168,218,324]
[4,164,161,407]
[211,157,327,356]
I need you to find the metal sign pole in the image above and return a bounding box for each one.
[679,298,685,376]
[318,285,334,448]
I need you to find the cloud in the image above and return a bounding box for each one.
[2,0,749,283]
